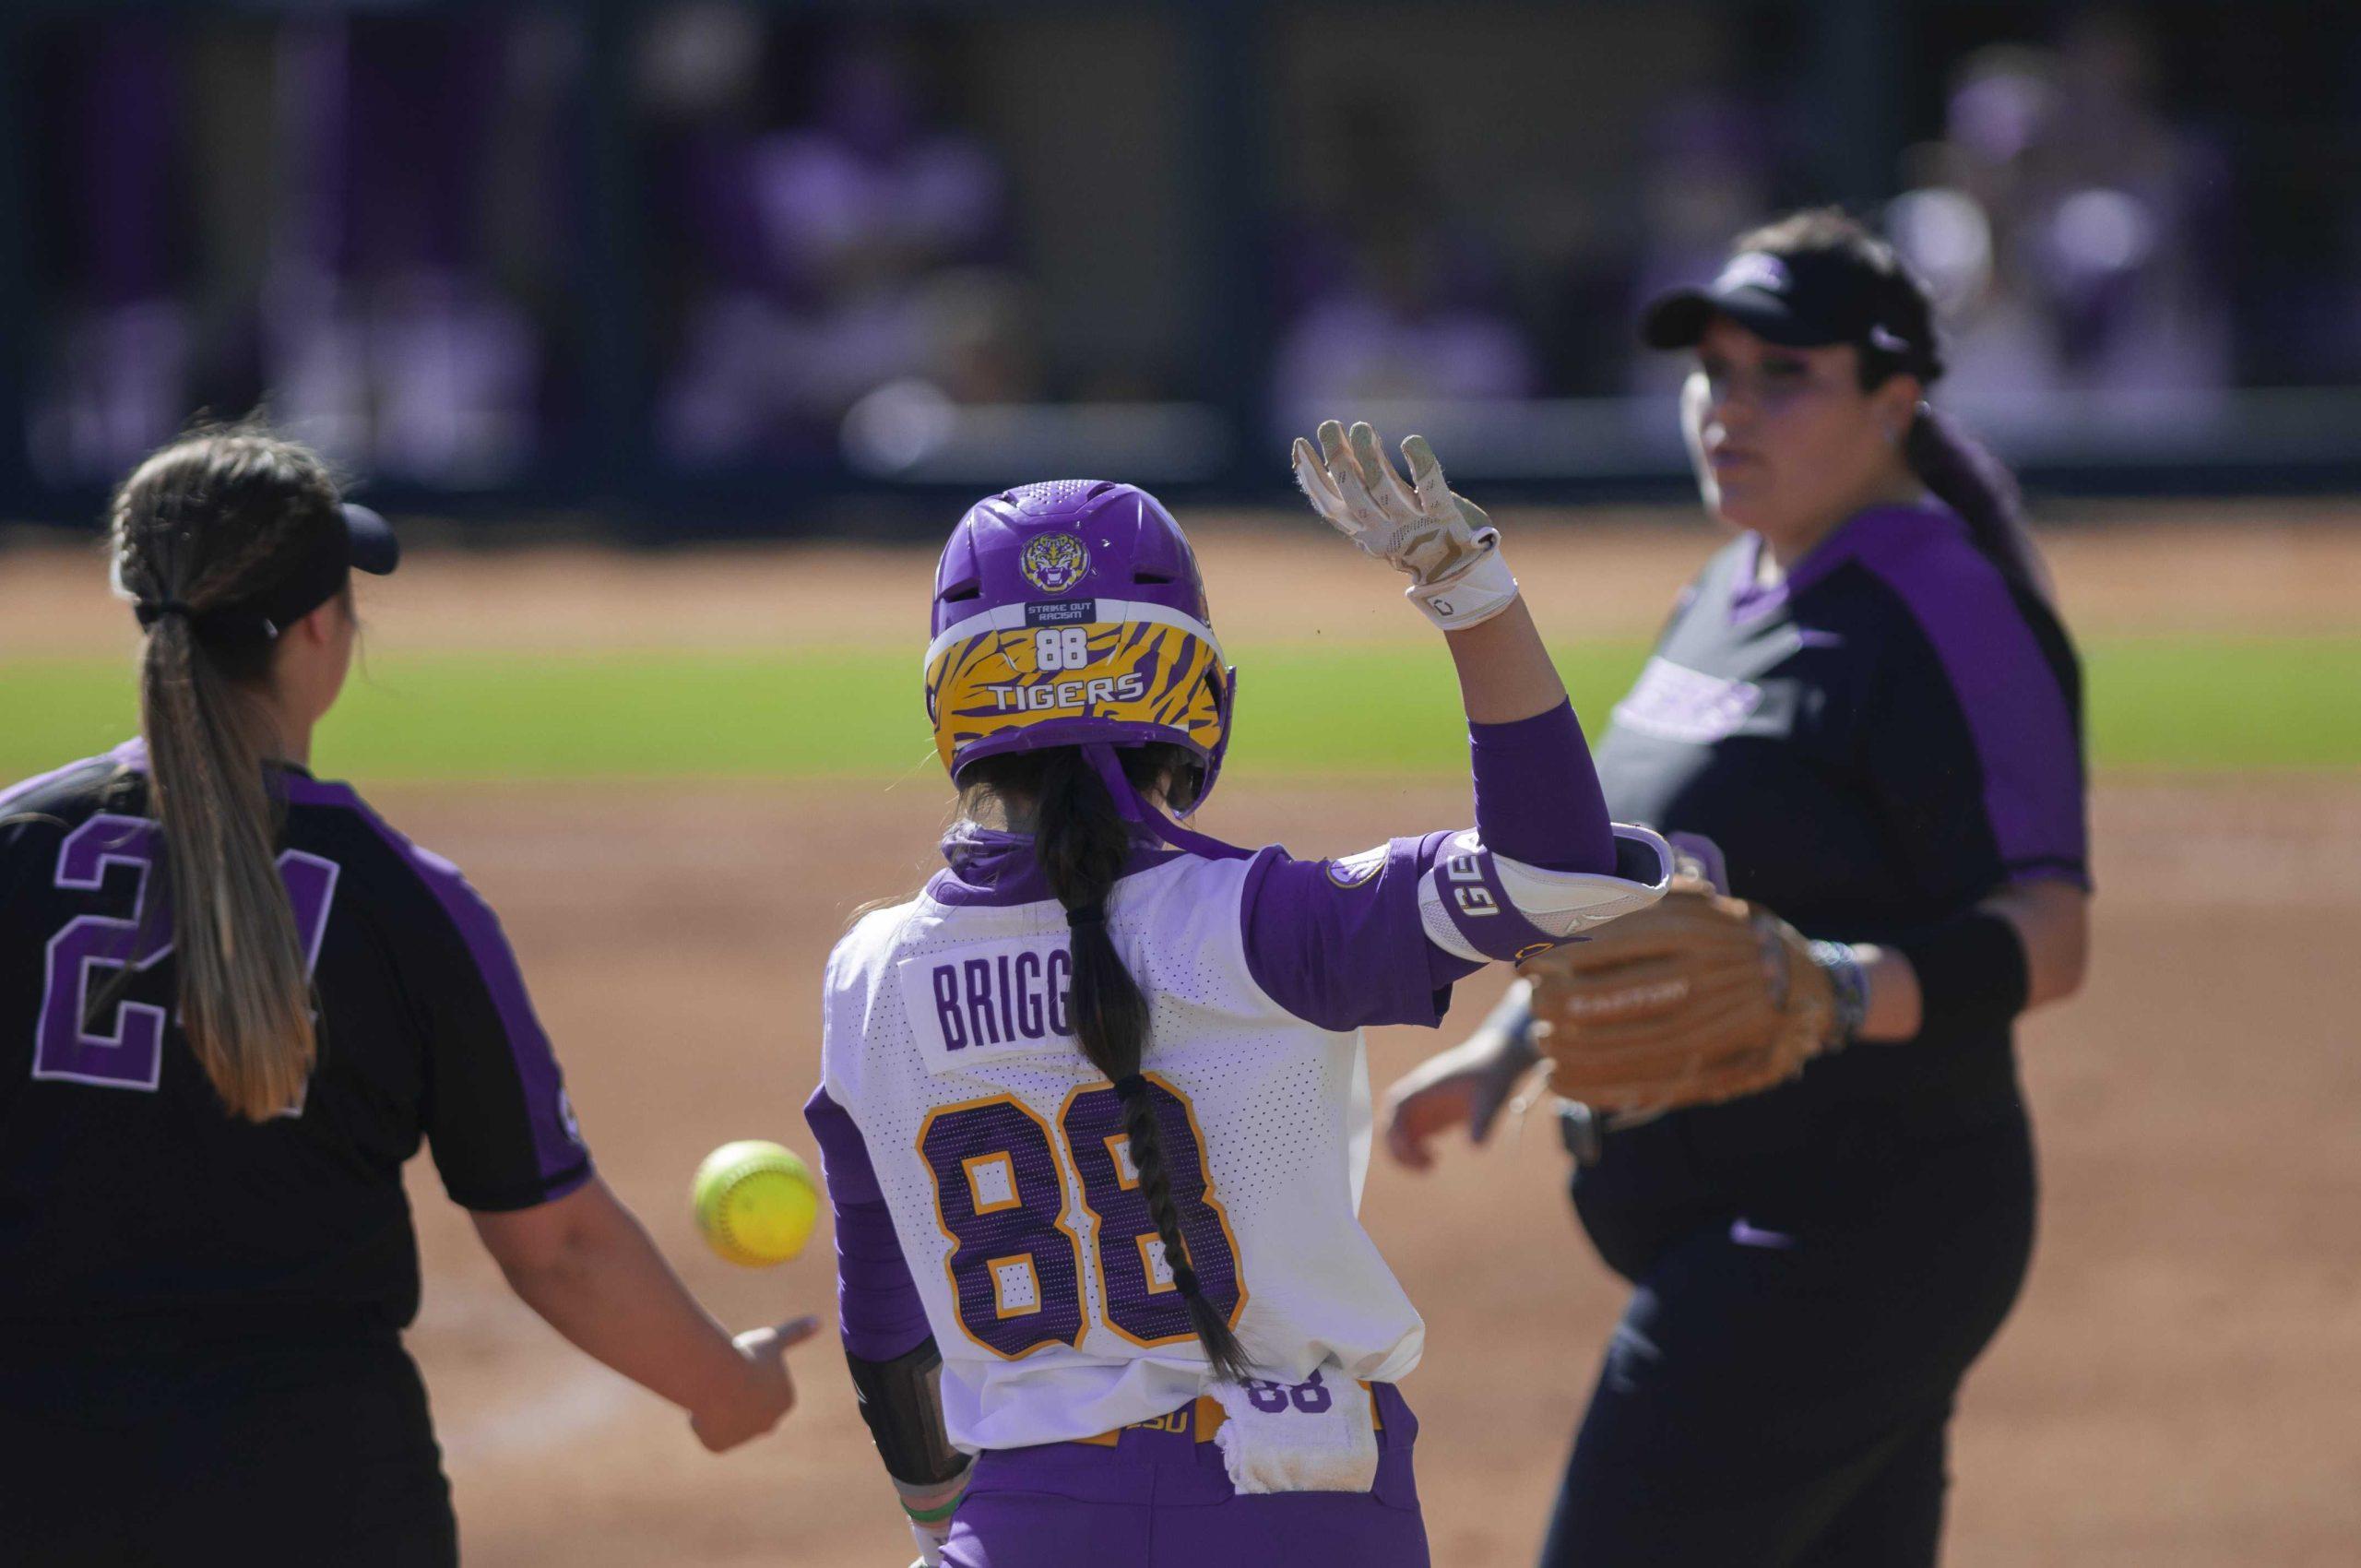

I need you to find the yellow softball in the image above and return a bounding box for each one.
[692,1140,819,1267]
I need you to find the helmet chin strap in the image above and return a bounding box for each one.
[1084,743,1251,861]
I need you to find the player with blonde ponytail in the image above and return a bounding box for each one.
[114,433,359,1120]
[807,448,1674,1567]
[1,424,814,1564]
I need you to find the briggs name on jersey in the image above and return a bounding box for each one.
[983,671,1148,712]
[894,936,1078,1075]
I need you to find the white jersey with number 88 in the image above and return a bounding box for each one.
[817,851,1421,1454]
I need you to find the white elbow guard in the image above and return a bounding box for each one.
[1418,824,1675,963]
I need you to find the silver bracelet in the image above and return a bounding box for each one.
[1809,940,1869,1047]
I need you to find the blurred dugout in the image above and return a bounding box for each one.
[7,1,2361,524]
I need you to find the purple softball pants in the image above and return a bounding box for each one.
[942,1384,1429,1567]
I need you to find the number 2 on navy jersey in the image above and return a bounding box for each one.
[33,814,339,1095]
[917,1075,1245,1359]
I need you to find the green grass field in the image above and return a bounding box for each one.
[5,637,2355,784]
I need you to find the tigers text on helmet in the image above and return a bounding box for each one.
[924,481,1236,826]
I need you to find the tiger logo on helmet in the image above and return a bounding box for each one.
[923,481,1235,815]
[1017,532,1090,595]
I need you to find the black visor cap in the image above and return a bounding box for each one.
[159,502,400,642]
[1640,249,1940,376]
[1643,287,1831,350]
[341,503,400,577]
[243,501,400,632]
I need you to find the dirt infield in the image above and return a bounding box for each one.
[369,777,2361,1568]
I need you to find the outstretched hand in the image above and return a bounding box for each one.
[689,1313,824,1453]
[1292,421,1496,588]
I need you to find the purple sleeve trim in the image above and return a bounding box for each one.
[805,1086,932,1361]
[1241,831,1477,1032]
[347,806,588,1192]
[1852,530,2088,879]
[1468,701,1613,873]
[0,750,124,815]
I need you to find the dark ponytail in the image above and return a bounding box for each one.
[1899,404,2052,601]
[967,745,1252,1384]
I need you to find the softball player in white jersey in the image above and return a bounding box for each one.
[805,438,1670,1566]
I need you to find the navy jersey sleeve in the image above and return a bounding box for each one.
[1852,536,2091,902]
[362,825,594,1211]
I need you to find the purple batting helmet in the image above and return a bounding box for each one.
[924,480,1239,833]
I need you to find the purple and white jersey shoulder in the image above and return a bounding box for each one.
[816,831,1434,1454]
[1238,830,1475,1035]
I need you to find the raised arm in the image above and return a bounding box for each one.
[1294,420,1561,720]
[1294,421,1615,870]
[1442,566,1565,724]
[1290,422,1664,963]
[1233,427,1667,1051]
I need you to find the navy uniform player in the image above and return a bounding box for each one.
[1383,211,2093,1567]
[0,428,813,1565]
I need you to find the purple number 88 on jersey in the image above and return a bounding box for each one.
[917,1076,1244,1360]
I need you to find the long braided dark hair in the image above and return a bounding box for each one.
[963,743,1251,1383]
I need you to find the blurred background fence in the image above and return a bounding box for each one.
[7,0,2361,537]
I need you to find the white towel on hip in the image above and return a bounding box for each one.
[1210,1363,1379,1495]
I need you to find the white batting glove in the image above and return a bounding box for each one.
[908,1516,951,1566]
[1291,419,1520,631]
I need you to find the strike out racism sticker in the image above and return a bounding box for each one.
[1026,600,1095,627]
[1019,532,1091,595]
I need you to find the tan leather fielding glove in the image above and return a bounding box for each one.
[1520,880,1835,1115]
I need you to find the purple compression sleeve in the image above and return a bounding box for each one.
[1468,699,1612,873]
[1241,832,1478,1032]
[803,1087,932,1363]
[1240,702,1610,1027]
